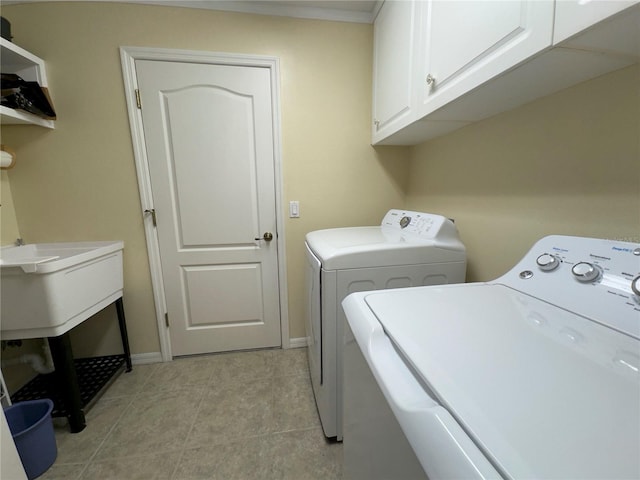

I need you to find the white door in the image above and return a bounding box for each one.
[135,60,281,356]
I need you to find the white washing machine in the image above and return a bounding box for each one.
[343,235,640,479]
[304,209,466,440]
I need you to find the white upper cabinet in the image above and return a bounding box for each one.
[554,0,638,45]
[372,0,418,143]
[0,38,54,128]
[417,0,553,118]
[373,0,640,145]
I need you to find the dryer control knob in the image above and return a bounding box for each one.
[536,253,560,271]
[571,262,600,283]
[631,275,640,298]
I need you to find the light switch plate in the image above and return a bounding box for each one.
[289,201,300,218]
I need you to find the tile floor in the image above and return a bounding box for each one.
[39,348,342,479]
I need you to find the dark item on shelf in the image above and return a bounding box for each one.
[1,73,56,120]
[0,17,12,41]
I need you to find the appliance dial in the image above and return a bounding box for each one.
[632,275,640,298]
[536,253,560,271]
[571,262,600,282]
[399,216,411,228]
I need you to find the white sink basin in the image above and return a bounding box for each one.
[1,241,124,339]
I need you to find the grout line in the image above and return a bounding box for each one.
[174,386,208,476]
[71,394,137,479]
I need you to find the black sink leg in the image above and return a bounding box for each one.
[47,334,86,433]
[115,297,132,372]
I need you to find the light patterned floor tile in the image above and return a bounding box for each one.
[40,348,342,480]
[272,374,321,433]
[269,428,343,480]
[101,364,158,399]
[94,387,204,459]
[142,356,218,392]
[272,347,309,377]
[38,462,86,480]
[79,451,181,479]
[174,428,341,480]
[185,378,274,448]
[173,435,273,480]
[207,349,277,386]
[52,396,132,464]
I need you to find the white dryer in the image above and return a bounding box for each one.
[304,209,466,440]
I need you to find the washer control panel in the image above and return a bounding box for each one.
[497,235,640,339]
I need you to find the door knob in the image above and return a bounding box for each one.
[255,232,274,242]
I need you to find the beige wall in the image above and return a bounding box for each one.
[1,3,408,359]
[406,65,640,281]
[1,171,21,245]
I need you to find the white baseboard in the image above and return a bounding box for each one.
[288,337,308,349]
[131,352,163,365]
[130,340,306,364]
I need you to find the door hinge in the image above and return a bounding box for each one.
[144,209,157,227]
[164,312,169,328]
[135,89,142,109]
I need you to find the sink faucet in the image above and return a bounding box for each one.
[15,238,25,246]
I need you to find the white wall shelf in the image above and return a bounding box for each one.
[1,37,55,129]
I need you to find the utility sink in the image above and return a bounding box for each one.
[0,241,124,340]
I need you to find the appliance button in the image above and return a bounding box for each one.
[519,270,534,279]
[571,262,600,282]
[536,253,560,271]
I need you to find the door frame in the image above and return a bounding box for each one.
[120,46,290,361]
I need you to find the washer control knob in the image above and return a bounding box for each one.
[571,262,600,283]
[631,275,640,298]
[399,216,411,228]
[536,253,560,272]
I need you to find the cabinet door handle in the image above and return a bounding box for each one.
[426,74,436,87]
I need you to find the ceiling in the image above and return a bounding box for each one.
[2,0,382,23]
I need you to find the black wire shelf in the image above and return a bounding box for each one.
[10,354,126,418]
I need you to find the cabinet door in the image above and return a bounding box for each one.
[554,0,639,45]
[372,0,418,144]
[417,0,554,120]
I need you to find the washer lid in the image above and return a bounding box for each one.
[305,226,465,270]
[364,284,640,480]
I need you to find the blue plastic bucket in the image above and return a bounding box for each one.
[4,399,57,480]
